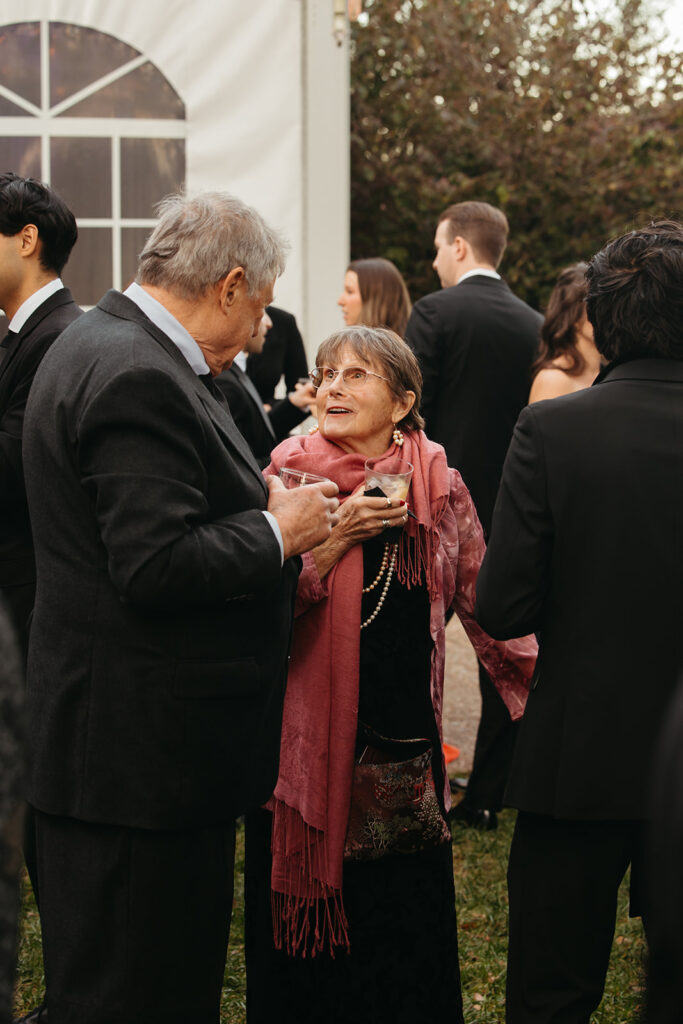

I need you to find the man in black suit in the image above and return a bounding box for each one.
[0,173,79,659]
[476,221,683,1022]
[22,192,339,1024]
[406,201,541,828]
[246,304,308,406]
[215,309,315,467]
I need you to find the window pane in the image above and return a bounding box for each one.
[62,228,112,307]
[121,228,151,290]
[0,22,41,108]
[50,23,140,108]
[50,138,112,218]
[121,139,186,219]
[0,95,30,116]
[59,62,185,119]
[0,138,41,179]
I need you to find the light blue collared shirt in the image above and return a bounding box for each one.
[9,277,64,331]
[123,282,284,562]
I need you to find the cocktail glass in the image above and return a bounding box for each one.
[364,457,414,503]
[279,468,331,489]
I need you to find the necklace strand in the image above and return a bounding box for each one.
[360,542,397,630]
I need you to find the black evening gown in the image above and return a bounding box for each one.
[244,535,464,1023]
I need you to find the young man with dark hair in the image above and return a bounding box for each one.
[0,172,80,655]
[0,172,79,1024]
[406,199,542,829]
[476,221,683,1022]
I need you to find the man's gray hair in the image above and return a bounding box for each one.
[137,191,288,299]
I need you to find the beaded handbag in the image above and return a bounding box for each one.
[343,723,451,862]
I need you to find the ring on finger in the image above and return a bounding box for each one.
[385,497,392,508]
[381,518,390,529]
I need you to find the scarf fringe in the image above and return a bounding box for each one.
[397,493,449,600]
[270,803,351,958]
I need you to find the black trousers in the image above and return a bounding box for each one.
[506,811,648,1024]
[34,809,236,1024]
[462,663,518,811]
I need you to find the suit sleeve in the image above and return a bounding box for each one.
[281,315,309,393]
[404,299,445,428]
[268,397,308,442]
[475,405,553,639]
[76,366,283,608]
[0,328,63,513]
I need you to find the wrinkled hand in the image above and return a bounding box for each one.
[267,475,340,559]
[287,381,317,410]
[334,491,409,546]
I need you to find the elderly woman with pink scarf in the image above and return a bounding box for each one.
[244,326,536,1024]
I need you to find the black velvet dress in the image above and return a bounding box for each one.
[244,536,464,1024]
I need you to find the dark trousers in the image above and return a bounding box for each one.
[34,809,236,1024]
[1,583,41,911]
[506,811,648,1024]
[463,663,518,810]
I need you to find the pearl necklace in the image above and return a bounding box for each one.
[360,542,397,630]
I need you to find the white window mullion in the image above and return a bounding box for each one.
[112,133,122,290]
[40,21,50,181]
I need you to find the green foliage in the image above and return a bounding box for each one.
[14,815,646,1022]
[350,0,683,309]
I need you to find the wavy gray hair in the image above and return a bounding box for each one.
[137,192,288,299]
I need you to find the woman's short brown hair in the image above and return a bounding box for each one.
[314,326,425,431]
[532,262,588,378]
[348,258,412,338]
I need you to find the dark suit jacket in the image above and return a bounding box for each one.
[0,287,80,594]
[405,276,541,534]
[246,305,308,406]
[475,359,683,820]
[22,290,300,829]
[214,362,308,468]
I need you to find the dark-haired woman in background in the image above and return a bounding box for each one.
[528,262,602,404]
[338,257,412,337]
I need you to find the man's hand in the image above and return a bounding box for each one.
[266,475,340,559]
[287,381,317,411]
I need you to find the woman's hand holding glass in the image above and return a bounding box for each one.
[334,489,409,547]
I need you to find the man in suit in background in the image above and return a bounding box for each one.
[246,304,308,406]
[215,309,315,467]
[0,172,79,659]
[22,191,339,1024]
[406,201,541,829]
[476,221,683,1022]
[0,174,79,1024]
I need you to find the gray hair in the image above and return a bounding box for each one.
[137,191,288,299]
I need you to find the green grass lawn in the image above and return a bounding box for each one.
[14,811,646,1022]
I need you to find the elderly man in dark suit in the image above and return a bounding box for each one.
[406,201,542,828]
[22,191,339,1024]
[476,221,683,1023]
[0,173,79,659]
[215,309,315,467]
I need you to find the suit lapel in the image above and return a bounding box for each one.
[232,364,276,440]
[0,287,75,384]
[97,290,269,498]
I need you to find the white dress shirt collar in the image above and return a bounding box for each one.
[123,281,210,376]
[9,278,64,332]
[457,268,501,285]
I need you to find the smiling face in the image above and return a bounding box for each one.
[316,344,415,456]
[337,270,363,325]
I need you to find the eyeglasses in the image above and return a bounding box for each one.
[309,365,391,390]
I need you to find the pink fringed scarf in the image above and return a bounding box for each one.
[265,430,451,956]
